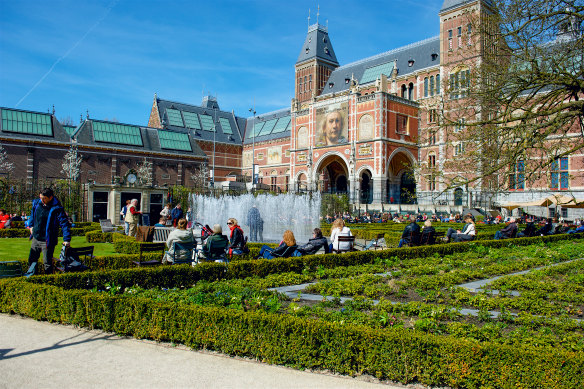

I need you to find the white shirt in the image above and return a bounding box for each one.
[462,223,476,236]
[330,226,352,250]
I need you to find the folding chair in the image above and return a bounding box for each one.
[132,243,166,266]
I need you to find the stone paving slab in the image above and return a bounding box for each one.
[0,313,407,389]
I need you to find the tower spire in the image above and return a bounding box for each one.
[316,5,320,25]
[307,9,311,30]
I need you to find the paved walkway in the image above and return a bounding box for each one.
[0,314,408,389]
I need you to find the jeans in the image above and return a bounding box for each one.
[124,222,130,235]
[494,231,502,240]
[258,245,275,259]
[27,238,56,275]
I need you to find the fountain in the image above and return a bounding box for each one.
[190,192,321,243]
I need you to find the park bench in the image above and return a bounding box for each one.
[132,243,166,267]
[153,227,173,243]
[99,219,116,233]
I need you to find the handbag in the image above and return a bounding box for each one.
[58,245,88,272]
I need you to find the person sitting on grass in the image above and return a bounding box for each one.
[298,228,329,255]
[398,215,421,247]
[256,230,298,259]
[163,218,194,264]
[494,217,518,240]
[445,215,476,243]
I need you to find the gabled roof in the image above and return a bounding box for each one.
[296,23,339,66]
[323,36,440,95]
[0,107,72,144]
[73,118,206,158]
[243,108,291,145]
[155,97,245,145]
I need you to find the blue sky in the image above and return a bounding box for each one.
[0,0,444,126]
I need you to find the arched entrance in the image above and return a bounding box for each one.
[387,148,417,204]
[360,170,373,204]
[316,154,349,195]
[296,172,307,192]
[454,187,464,206]
[400,172,417,204]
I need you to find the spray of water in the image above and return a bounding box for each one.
[191,192,321,243]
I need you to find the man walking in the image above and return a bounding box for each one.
[171,203,183,227]
[25,188,71,275]
[124,199,141,237]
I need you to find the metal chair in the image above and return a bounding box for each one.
[0,261,23,278]
[132,243,166,266]
[332,235,357,254]
[168,241,196,265]
[355,233,386,250]
[55,246,94,273]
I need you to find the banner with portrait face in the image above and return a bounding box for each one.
[315,102,348,147]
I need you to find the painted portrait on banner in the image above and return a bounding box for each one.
[316,102,348,147]
[268,146,282,164]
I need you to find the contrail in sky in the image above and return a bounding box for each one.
[15,0,119,108]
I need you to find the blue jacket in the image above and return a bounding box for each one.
[171,207,183,221]
[25,197,71,247]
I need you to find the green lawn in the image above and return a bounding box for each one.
[0,236,117,260]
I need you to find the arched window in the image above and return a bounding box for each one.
[449,67,470,99]
[436,74,440,94]
[408,83,414,100]
[401,84,407,98]
[296,126,308,149]
[424,77,428,97]
[358,114,374,140]
[430,76,435,97]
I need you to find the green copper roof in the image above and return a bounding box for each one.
[271,116,291,134]
[166,108,184,127]
[62,125,77,135]
[157,129,192,151]
[1,108,53,136]
[219,117,233,134]
[199,114,215,132]
[360,61,394,84]
[93,121,143,146]
[258,118,278,136]
[182,111,201,129]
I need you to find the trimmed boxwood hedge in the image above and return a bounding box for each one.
[0,277,582,387]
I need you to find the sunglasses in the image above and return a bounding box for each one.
[227,222,233,225]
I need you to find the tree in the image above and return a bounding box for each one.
[190,164,208,189]
[61,144,82,180]
[421,0,583,195]
[136,158,153,186]
[0,143,15,177]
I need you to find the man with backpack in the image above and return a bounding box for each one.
[25,188,71,275]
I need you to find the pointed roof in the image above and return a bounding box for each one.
[296,23,339,66]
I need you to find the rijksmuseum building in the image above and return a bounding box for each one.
[1,0,582,221]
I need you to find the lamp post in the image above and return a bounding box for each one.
[249,107,256,191]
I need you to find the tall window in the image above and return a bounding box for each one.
[457,26,462,47]
[424,77,428,97]
[467,23,472,45]
[449,69,470,99]
[454,142,464,156]
[430,76,435,97]
[455,118,465,132]
[401,84,407,98]
[304,76,307,92]
[408,83,414,100]
[448,29,453,50]
[428,154,437,191]
[509,160,525,190]
[396,115,408,134]
[428,109,437,124]
[436,74,440,94]
[551,157,569,190]
[309,75,312,91]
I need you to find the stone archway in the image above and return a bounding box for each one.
[315,154,350,195]
[386,148,417,204]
